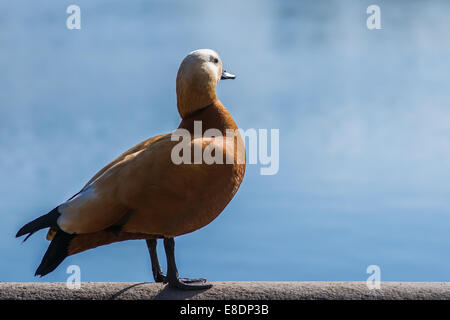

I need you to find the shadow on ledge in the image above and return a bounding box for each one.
[109,282,209,300]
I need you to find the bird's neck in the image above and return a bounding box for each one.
[176,76,218,119]
[177,99,239,135]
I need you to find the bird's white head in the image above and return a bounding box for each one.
[176,49,235,119]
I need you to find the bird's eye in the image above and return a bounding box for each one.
[213,57,219,64]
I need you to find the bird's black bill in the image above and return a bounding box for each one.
[221,70,236,80]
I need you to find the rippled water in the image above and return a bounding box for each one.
[1,0,450,282]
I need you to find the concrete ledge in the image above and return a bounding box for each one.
[1,282,450,300]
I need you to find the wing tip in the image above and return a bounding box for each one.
[16,207,60,241]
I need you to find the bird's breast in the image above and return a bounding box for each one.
[124,134,246,237]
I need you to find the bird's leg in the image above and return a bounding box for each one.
[146,238,206,285]
[163,237,212,290]
[145,239,166,283]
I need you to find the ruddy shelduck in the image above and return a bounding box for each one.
[16,49,246,290]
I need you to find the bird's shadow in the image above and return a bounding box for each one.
[110,282,211,300]
[110,282,147,300]
[153,284,211,300]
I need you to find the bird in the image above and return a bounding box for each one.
[16,49,246,290]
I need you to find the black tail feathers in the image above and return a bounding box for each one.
[16,207,75,277]
[16,207,60,241]
[35,230,75,277]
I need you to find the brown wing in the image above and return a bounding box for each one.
[80,134,167,192]
[46,134,169,239]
